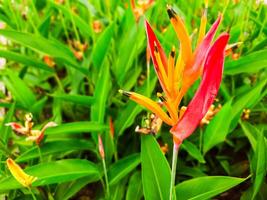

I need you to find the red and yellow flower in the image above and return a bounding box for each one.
[120,4,229,146]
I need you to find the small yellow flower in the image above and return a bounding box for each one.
[6,158,37,187]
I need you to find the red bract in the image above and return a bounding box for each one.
[145,20,169,94]
[171,34,229,145]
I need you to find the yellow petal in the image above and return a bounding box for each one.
[196,10,207,46]
[157,93,178,123]
[154,45,170,94]
[167,6,192,64]
[174,52,185,94]
[119,90,174,126]
[6,158,37,187]
[168,46,175,97]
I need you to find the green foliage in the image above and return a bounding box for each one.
[141,135,171,200]
[175,176,249,200]
[0,0,266,199]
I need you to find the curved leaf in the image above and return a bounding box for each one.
[141,135,171,200]
[45,122,108,135]
[16,140,95,162]
[203,100,232,154]
[225,50,267,75]
[108,153,140,185]
[175,176,249,200]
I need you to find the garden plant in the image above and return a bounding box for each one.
[0,0,266,200]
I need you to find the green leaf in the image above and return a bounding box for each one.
[240,121,258,152]
[0,103,15,145]
[91,64,111,124]
[31,96,48,114]
[230,79,267,130]
[0,159,100,190]
[54,176,95,200]
[0,29,87,74]
[175,176,249,200]
[141,135,171,200]
[0,29,73,59]
[51,94,95,107]
[0,50,54,72]
[115,24,145,85]
[251,131,267,199]
[51,3,92,38]
[203,101,232,154]
[181,140,205,163]
[3,70,36,109]
[91,23,114,68]
[126,171,143,200]
[232,80,267,119]
[16,140,95,162]
[110,178,127,200]
[225,50,267,75]
[108,153,140,186]
[45,122,109,135]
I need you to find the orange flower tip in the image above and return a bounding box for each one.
[7,158,12,165]
[166,6,176,20]
[156,92,166,102]
[118,89,131,97]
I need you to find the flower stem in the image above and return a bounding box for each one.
[28,187,37,200]
[102,158,110,198]
[170,143,179,200]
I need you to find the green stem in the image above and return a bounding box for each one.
[199,128,203,155]
[66,0,80,42]
[54,74,64,92]
[37,145,43,163]
[170,143,179,200]
[28,187,37,200]
[102,158,110,198]
[59,10,70,42]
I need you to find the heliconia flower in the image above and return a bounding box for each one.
[6,114,57,145]
[119,4,229,145]
[6,158,37,187]
[98,135,105,159]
